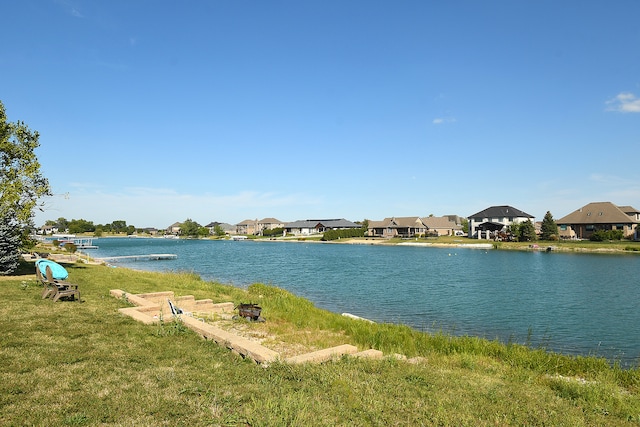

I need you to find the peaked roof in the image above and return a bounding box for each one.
[285,219,361,228]
[205,222,235,229]
[468,205,534,219]
[618,205,640,214]
[236,219,256,226]
[422,216,461,230]
[389,217,425,228]
[368,217,425,229]
[557,202,639,224]
[258,218,282,224]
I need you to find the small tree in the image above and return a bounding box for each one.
[197,226,210,237]
[0,210,21,275]
[540,211,558,241]
[507,222,521,241]
[213,225,226,237]
[461,219,469,234]
[518,219,537,242]
[180,219,201,237]
[110,220,127,234]
[68,218,95,234]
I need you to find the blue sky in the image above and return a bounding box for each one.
[2,1,639,228]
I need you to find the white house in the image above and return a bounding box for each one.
[468,205,534,239]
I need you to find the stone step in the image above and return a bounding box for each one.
[353,349,384,359]
[286,344,358,364]
[180,315,279,364]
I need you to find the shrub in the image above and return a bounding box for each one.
[322,228,365,241]
[263,227,284,237]
[590,230,624,241]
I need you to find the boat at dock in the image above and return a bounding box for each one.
[51,234,99,249]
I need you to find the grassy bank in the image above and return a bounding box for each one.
[1,261,639,426]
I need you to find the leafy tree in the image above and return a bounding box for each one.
[68,218,95,234]
[55,217,69,232]
[540,211,558,241]
[197,226,210,237]
[263,227,284,237]
[0,101,51,273]
[518,219,537,242]
[111,220,127,233]
[461,218,469,234]
[64,243,77,254]
[507,222,521,241]
[180,218,201,237]
[213,224,226,237]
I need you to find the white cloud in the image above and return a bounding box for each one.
[432,117,456,125]
[55,0,83,18]
[605,92,640,113]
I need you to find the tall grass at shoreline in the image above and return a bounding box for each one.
[1,260,639,425]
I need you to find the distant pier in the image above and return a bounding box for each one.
[97,254,178,263]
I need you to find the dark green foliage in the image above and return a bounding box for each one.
[517,219,537,242]
[262,227,284,237]
[68,218,95,234]
[213,224,226,236]
[322,228,365,241]
[110,220,128,233]
[590,229,624,241]
[0,210,21,274]
[540,211,558,240]
[179,218,200,237]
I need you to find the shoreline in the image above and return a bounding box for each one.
[49,232,640,257]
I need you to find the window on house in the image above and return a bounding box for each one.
[560,225,567,231]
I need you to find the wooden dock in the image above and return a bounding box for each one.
[98,254,177,263]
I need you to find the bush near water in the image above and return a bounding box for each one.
[321,228,365,241]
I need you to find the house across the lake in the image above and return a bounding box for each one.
[235,218,284,235]
[556,202,640,240]
[468,205,535,239]
[284,219,361,236]
[204,221,235,235]
[367,216,461,238]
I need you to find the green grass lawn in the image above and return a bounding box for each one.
[1,260,639,426]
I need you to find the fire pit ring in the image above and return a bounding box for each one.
[236,303,264,322]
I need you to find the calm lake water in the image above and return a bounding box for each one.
[88,238,640,366]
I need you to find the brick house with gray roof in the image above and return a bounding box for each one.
[556,202,639,240]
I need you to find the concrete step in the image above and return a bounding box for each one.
[286,344,358,364]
